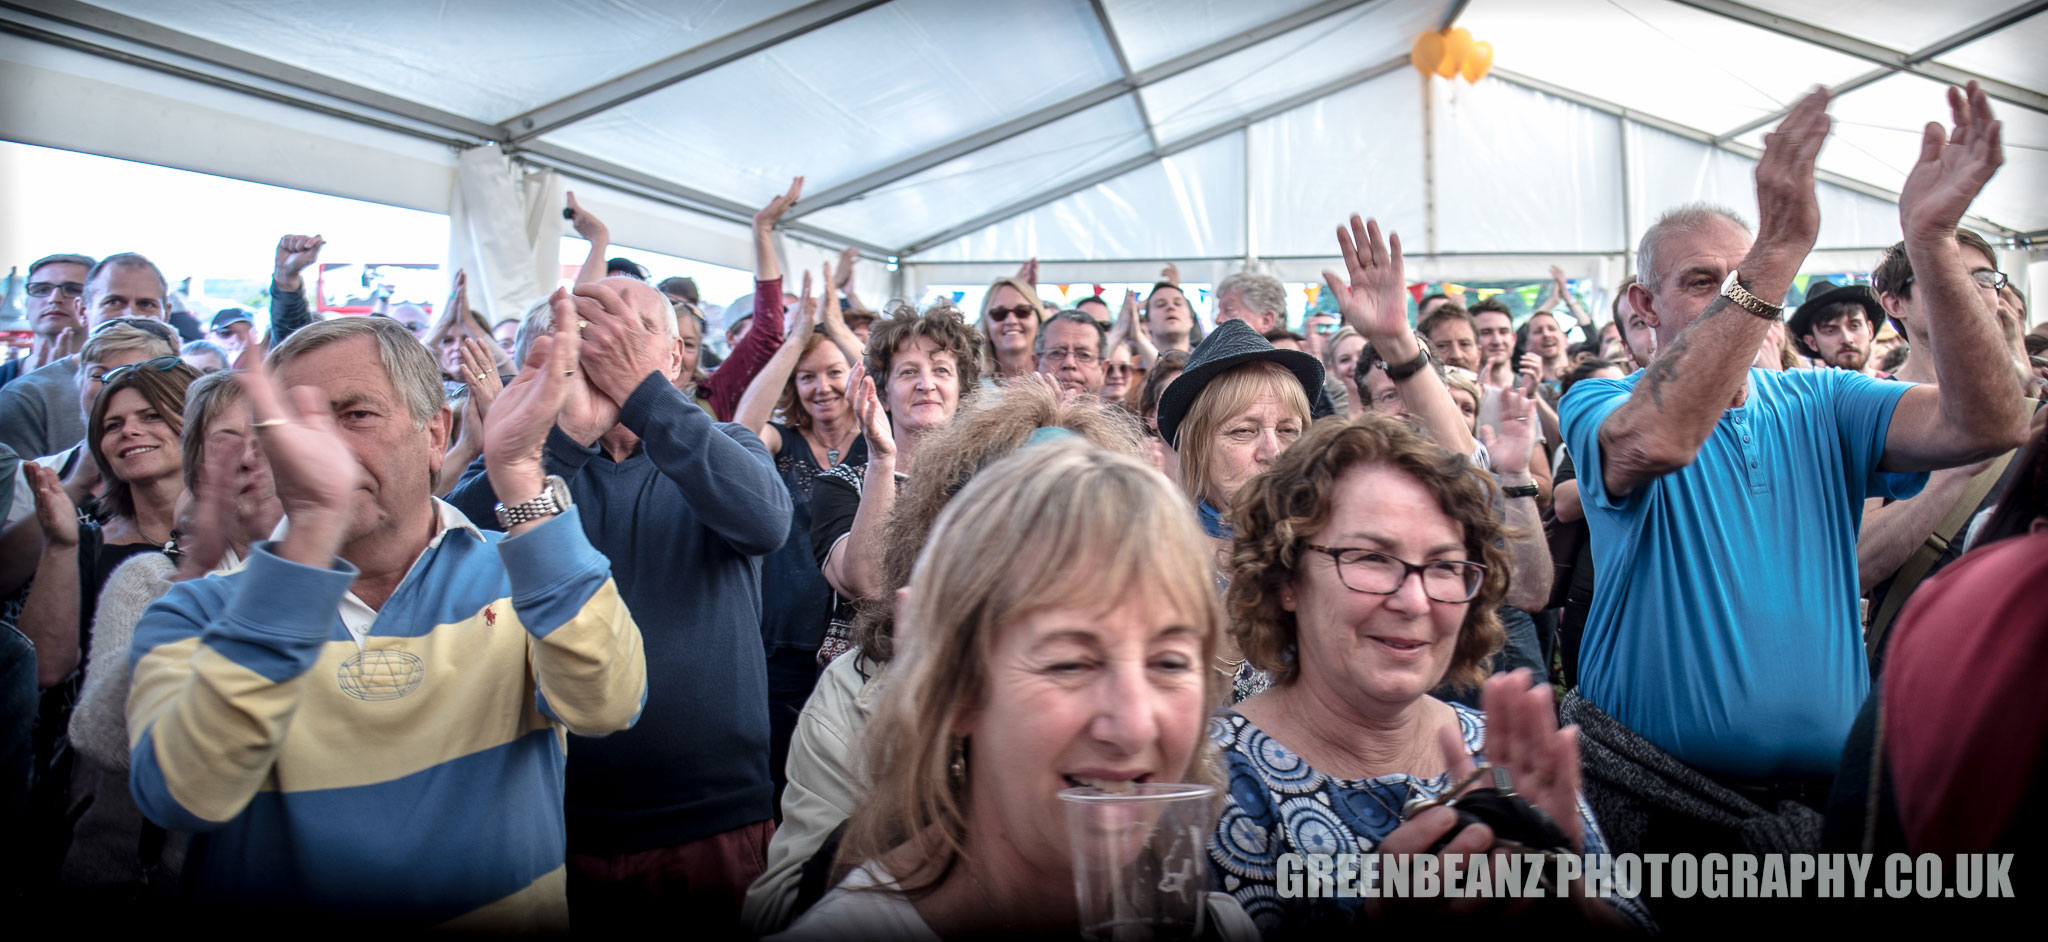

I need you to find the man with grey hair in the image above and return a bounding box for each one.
[1558,87,2026,854]
[1215,270,1285,334]
[449,276,790,933]
[128,309,646,927]
[1,253,93,390]
[1033,308,1108,397]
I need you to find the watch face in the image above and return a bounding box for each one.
[1721,270,1741,294]
[546,475,572,511]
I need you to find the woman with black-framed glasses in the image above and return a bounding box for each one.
[1204,416,1648,932]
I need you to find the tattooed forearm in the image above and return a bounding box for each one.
[1638,297,1730,412]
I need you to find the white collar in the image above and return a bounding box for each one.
[268,499,484,648]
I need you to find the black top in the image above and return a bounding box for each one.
[761,423,865,652]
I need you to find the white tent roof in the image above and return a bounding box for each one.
[3,0,2042,291]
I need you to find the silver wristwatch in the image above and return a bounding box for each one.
[495,474,572,529]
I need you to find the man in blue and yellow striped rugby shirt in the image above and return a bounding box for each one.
[128,305,646,929]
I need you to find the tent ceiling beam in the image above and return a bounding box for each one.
[0,0,504,142]
[1671,0,2048,116]
[1087,0,1159,153]
[1492,67,2018,239]
[1715,1,2048,143]
[500,0,889,145]
[1441,0,1472,30]
[788,0,1381,219]
[513,141,899,257]
[899,54,1411,258]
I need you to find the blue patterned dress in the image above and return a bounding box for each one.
[1208,703,1652,933]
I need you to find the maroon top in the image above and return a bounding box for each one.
[697,277,785,421]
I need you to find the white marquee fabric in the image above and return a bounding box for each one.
[2,0,2042,299]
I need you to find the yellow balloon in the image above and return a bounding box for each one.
[1461,40,1494,83]
[1410,31,1445,77]
[1440,27,1473,79]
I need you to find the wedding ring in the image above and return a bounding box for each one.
[576,319,590,331]
[564,369,577,377]
[472,372,488,383]
[253,418,288,429]
[1512,416,1530,421]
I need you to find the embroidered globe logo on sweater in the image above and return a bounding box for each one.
[338,649,425,701]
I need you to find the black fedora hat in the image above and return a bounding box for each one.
[1788,281,1884,359]
[1157,319,1325,449]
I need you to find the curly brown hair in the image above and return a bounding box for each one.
[865,299,985,402]
[1224,415,1509,691]
[852,381,1150,664]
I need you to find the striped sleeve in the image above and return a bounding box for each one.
[126,544,356,831]
[496,507,646,736]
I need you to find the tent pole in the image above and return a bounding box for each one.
[1422,74,1439,258]
[1620,120,1636,280]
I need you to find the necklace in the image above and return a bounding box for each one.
[806,420,858,467]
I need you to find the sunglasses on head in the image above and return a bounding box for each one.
[91,316,178,343]
[101,355,183,385]
[985,305,1036,322]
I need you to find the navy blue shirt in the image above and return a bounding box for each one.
[449,374,792,852]
[1562,367,1923,778]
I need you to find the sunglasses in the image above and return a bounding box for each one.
[985,305,1037,322]
[101,355,183,385]
[90,317,179,343]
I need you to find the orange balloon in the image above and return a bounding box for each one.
[1410,31,1445,76]
[1440,27,1473,79]
[1461,40,1494,83]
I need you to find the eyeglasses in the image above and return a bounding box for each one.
[986,305,1037,322]
[1304,544,1487,603]
[26,281,84,299]
[1041,347,1098,365]
[1903,270,2008,290]
[100,355,183,385]
[1104,362,1135,377]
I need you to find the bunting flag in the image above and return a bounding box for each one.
[1407,283,1427,302]
[1473,287,1505,300]
[1443,283,1469,297]
[1092,283,1105,297]
[1056,284,1071,297]
[951,291,966,303]
[1303,284,1321,307]
[1517,284,1543,307]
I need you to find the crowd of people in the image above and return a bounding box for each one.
[0,81,2042,936]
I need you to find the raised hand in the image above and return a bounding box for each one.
[172,430,251,581]
[755,177,804,232]
[1160,262,1180,285]
[1015,257,1039,286]
[1474,669,1585,852]
[237,350,364,568]
[566,191,609,244]
[273,233,325,292]
[571,281,662,406]
[835,247,858,290]
[819,262,848,335]
[1752,87,1831,253]
[458,337,503,421]
[846,364,894,460]
[1322,215,1412,347]
[1484,372,1539,475]
[484,288,583,516]
[1900,81,2003,240]
[23,462,78,548]
[792,269,818,343]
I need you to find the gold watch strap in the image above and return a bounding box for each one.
[1723,277,1782,319]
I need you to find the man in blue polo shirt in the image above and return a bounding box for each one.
[1559,85,2026,851]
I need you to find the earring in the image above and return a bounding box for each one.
[949,737,967,786]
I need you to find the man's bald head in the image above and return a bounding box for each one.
[601,275,678,338]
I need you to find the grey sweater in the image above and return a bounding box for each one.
[0,356,82,460]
